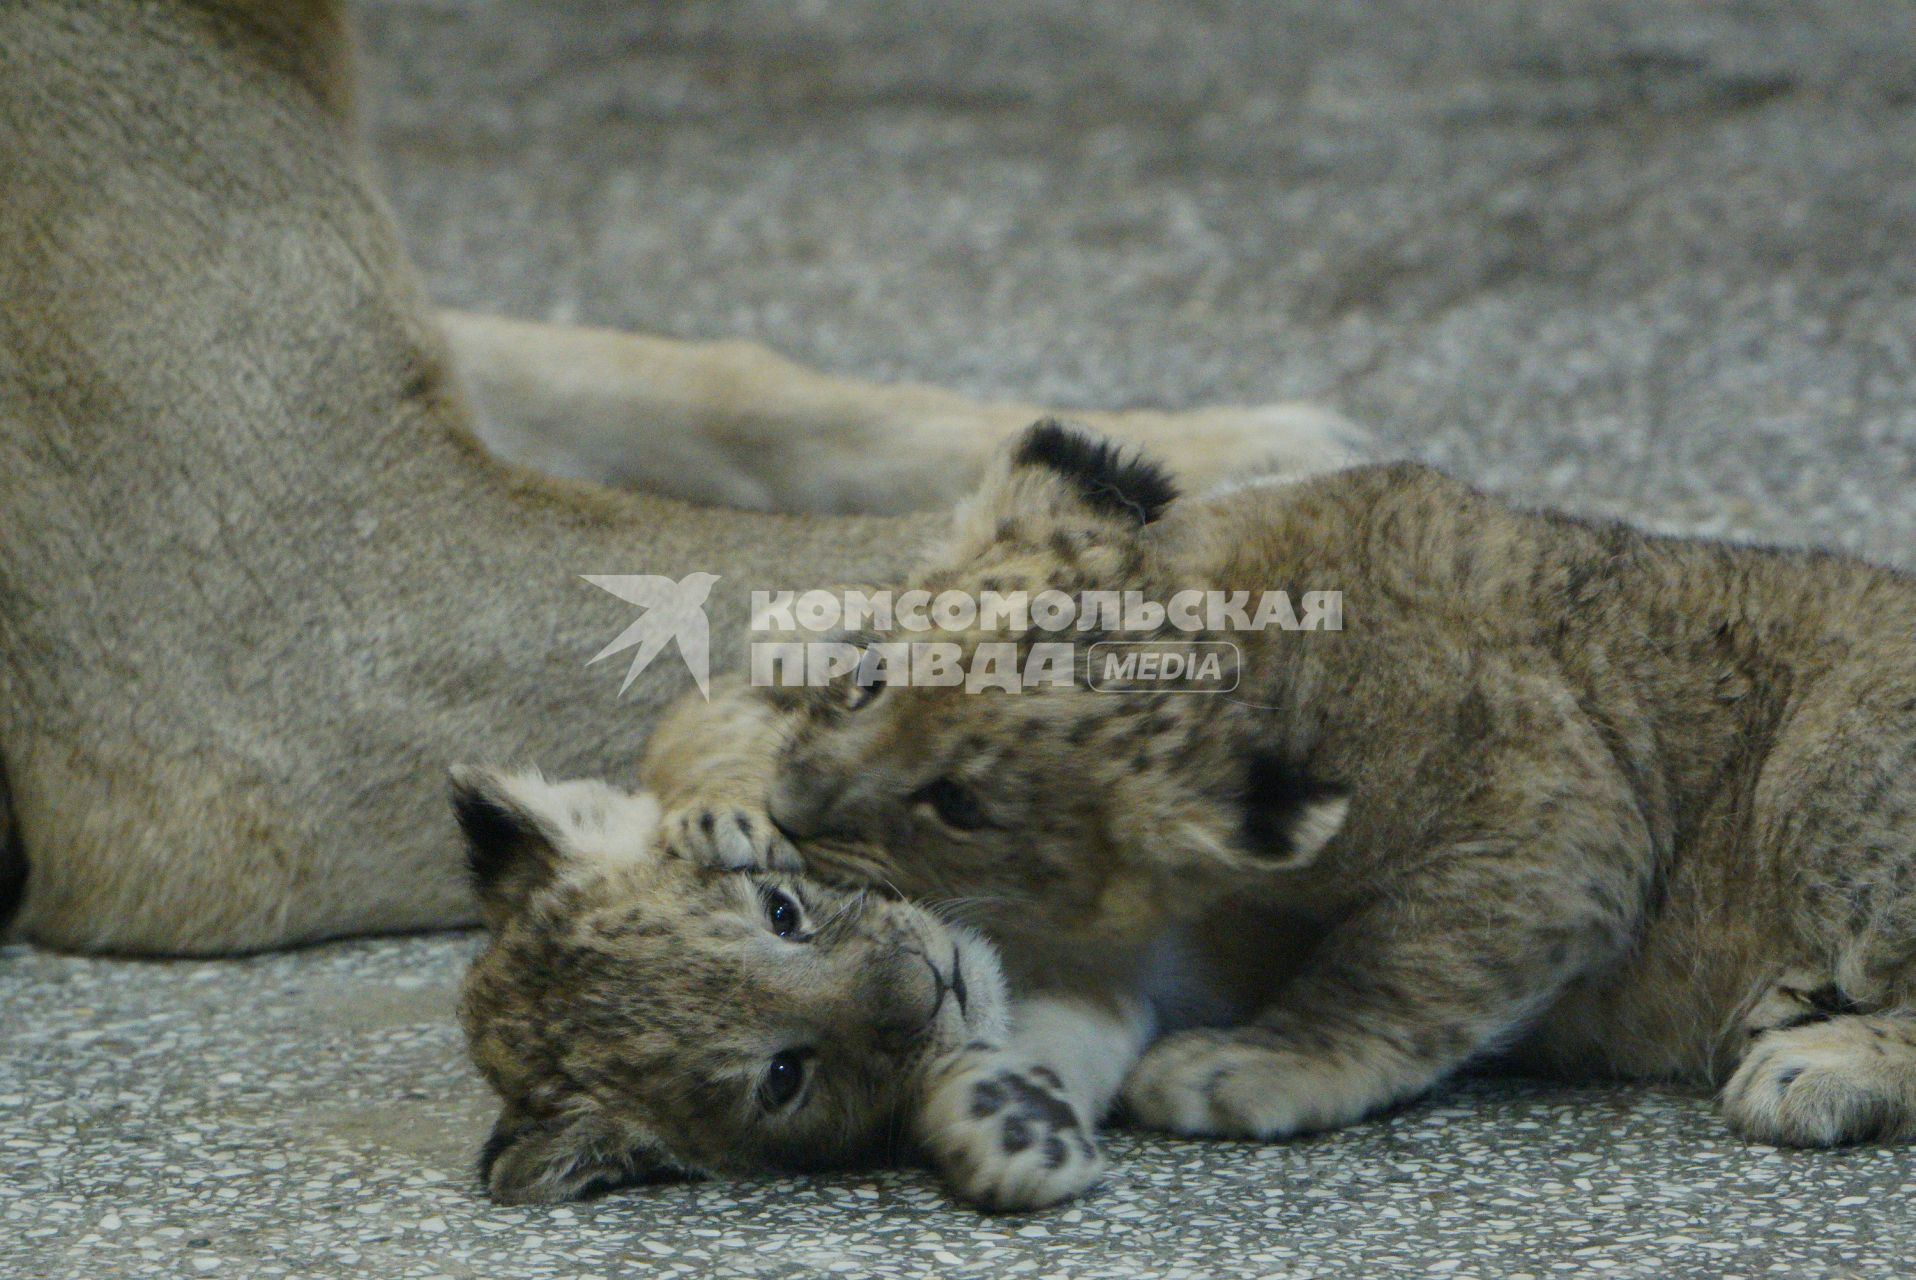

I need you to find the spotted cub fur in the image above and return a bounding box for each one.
[762,420,1916,1151]
[466,421,1916,1214]
[450,764,1124,1212]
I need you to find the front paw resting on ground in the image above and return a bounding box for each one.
[659,803,800,871]
[919,1047,1104,1212]
[1122,1026,1406,1140]
[1722,1014,1916,1147]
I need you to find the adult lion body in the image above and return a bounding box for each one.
[0,2,1351,954]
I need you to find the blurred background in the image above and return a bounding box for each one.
[361,0,1916,560]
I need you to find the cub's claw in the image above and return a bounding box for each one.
[660,804,800,871]
[919,1048,1104,1212]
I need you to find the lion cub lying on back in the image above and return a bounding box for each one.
[463,422,1916,1213]
[451,765,1120,1211]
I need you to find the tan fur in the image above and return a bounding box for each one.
[456,766,1007,1195]
[444,309,1361,516]
[457,658,1325,1211]
[449,766,1139,1211]
[747,425,1916,1161]
[0,2,1355,955]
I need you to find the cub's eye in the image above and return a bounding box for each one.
[763,888,806,940]
[913,777,988,832]
[760,1049,813,1110]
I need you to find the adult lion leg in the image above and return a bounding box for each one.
[443,309,1365,515]
[0,1,926,955]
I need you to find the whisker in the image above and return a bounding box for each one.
[921,894,1016,929]
[814,893,860,939]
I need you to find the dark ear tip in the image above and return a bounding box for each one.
[1238,750,1349,866]
[1011,419,1179,525]
[450,774,506,842]
[447,763,495,821]
[449,766,533,894]
[1014,417,1081,454]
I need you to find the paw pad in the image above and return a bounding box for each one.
[925,1055,1104,1212]
[1001,1115,1032,1154]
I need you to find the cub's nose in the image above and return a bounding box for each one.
[865,951,948,1056]
[767,775,845,842]
[766,796,816,842]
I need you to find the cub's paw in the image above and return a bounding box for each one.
[1741,970,1858,1039]
[1122,1028,1383,1140]
[919,1049,1104,1212]
[659,804,799,871]
[1722,1015,1916,1147]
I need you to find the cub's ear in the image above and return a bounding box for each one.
[1127,751,1349,884]
[451,765,567,927]
[951,419,1179,552]
[479,1104,690,1205]
[449,766,661,927]
[1235,751,1350,870]
[1011,419,1179,525]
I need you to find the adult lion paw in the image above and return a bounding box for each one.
[659,804,799,871]
[1122,1028,1385,1140]
[919,1049,1104,1212]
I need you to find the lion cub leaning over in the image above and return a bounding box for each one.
[746,420,1916,1154]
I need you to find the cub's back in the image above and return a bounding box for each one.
[1200,464,1916,1081]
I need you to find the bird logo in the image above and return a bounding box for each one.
[583,572,720,699]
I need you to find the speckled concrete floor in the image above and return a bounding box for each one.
[7,0,1916,1277]
[7,937,1913,1280]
